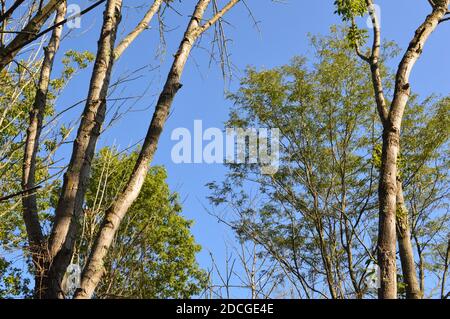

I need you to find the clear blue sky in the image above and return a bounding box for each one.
[49,0,449,295]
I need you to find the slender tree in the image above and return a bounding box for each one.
[208,30,381,299]
[41,0,124,298]
[75,0,241,299]
[21,1,67,297]
[26,0,165,298]
[335,0,450,298]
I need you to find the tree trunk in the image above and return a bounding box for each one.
[43,0,123,299]
[396,180,421,299]
[74,0,241,299]
[413,236,425,293]
[377,125,399,299]
[42,0,167,298]
[21,1,67,299]
[376,1,448,298]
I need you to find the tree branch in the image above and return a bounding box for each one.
[0,186,42,203]
[197,0,241,36]
[0,0,107,71]
[113,0,163,60]
[0,0,26,24]
[364,0,389,124]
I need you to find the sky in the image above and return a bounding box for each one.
[20,0,450,296]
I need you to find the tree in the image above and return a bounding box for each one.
[42,0,126,298]
[25,0,167,298]
[75,0,242,299]
[334,0,450,298]
[0,48,93,299]
[0,257,31,298]
[0,0,242,298]
[21,1,66,296]
[1,0,448,300]
[208,29,450,299]
[0,0,66,70]
[209,29,380,299]
[400,96,450,297]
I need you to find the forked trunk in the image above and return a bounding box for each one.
[376,1,448,298]
[74,0,241,299]
[43,0,123,298]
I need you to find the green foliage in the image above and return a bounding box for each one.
[0,63,44,248]
[401,95,450,179]
[0,49,94,246]
[0,257,31,298]
[51,50,95,93]
[334,0,367,21]
[77,148,207,299]
[209,28,450,298]
[211,29,379,298]
[334,0,369,47]
[347,24,368,47]
[399,95,450,293]
[0,50,94,297]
